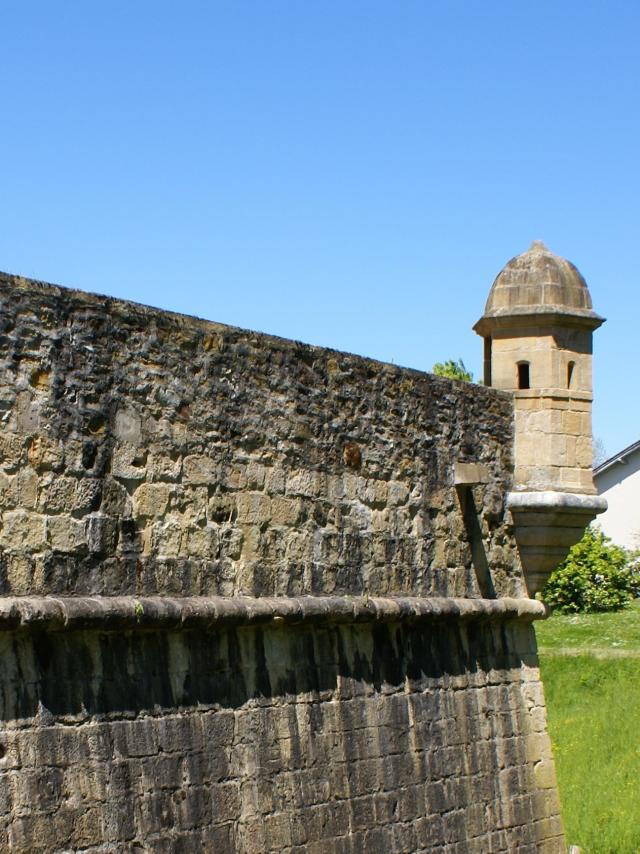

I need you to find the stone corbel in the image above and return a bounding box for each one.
[507,491,607,597]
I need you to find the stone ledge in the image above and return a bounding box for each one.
[507,491,607,512]
[0,595,546,632]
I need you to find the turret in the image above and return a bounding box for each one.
[475,242,607,595]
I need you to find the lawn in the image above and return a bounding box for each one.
[535,600,640,854]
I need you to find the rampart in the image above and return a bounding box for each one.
[0,272,563,852]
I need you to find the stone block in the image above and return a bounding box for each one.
[270,497,302,526]
[533,759,559,790]
[47,514,87,552]
[86,513,118,554]
[14,391,40,435]
[72,478,102,515]
[114,407,142,444]
[0,434,24,472]
[388,480,410,506]
[0,510,47,550]
[101,477,130,515]
[27,436,64,472]
[133,484,171,519]
[111,444,147,481]
[286,470,324,498]
[245,461,267,489]
[148,452,182,482]
[265,466,286,495]
[3,553,35,593]
[183,455,218,485]
[153,518,184,558]
[185,524,218,558]
[12,468,39,510]
[223,466,248,490]
[562,410,582,436]
[576,436,593,468]
[37,476,76,514]
[235,493,271,525]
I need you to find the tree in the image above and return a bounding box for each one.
[432,358,473,382]
[542,527,640,613]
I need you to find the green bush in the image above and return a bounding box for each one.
[543,528,640,614]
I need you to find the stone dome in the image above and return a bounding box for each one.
[474,241,604,333]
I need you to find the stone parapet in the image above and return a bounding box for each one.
[0,270,521,600]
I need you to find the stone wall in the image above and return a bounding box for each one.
[0,272,521,600]
[0,271,563,852]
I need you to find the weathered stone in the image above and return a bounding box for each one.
[0,269,565,853]
[37,475,77,514]
[12,467,39,510]
[0,510,47,551]
[101,477,130,516]
[86,513,118,554]
[147,451,182,482]
[270,496,303,526]
[111,444,147,481]
[0,434,24,472]
[114,407,142,444]
[46,514,87,552]
[183,455,218,485]
[27,435,64,472]
[133,484,171,519]
[235,493,271,526]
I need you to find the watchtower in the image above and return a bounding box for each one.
[474,241,607,593]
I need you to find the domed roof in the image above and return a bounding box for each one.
[474,241,604,333]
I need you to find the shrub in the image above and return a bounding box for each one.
[543,528,640,613]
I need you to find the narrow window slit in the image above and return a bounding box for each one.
[483,337,492,386]
[517,362,530,390]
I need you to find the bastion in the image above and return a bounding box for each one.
[0,245,603,852]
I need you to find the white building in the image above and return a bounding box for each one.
[593,440,640,550]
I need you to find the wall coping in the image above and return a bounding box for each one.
[507,491,607,512]
[0,595,546,632]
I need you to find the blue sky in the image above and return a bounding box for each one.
[1,2,638,458]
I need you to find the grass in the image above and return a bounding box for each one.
[536,599,640,655]
[535,600,640,854]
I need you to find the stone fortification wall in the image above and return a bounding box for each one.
[0,272,563,852]
[0,272,520,600]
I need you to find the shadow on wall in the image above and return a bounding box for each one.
[0,619,537,720]
[457,487,497,600]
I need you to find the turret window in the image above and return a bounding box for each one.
[483,337,492,386]
[517,361,530,390]
[567,360,576,389]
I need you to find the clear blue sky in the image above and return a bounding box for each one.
[1,2,638,458]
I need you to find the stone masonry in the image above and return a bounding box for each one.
[0,271,564,852]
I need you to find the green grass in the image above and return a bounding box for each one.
[536,599,640,655]
[535,601,640,854]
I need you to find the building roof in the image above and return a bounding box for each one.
[474,241,605,334]
[594,439,640,477]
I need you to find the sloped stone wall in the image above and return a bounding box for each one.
[0,272,563,852]
[0,605,560,854]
